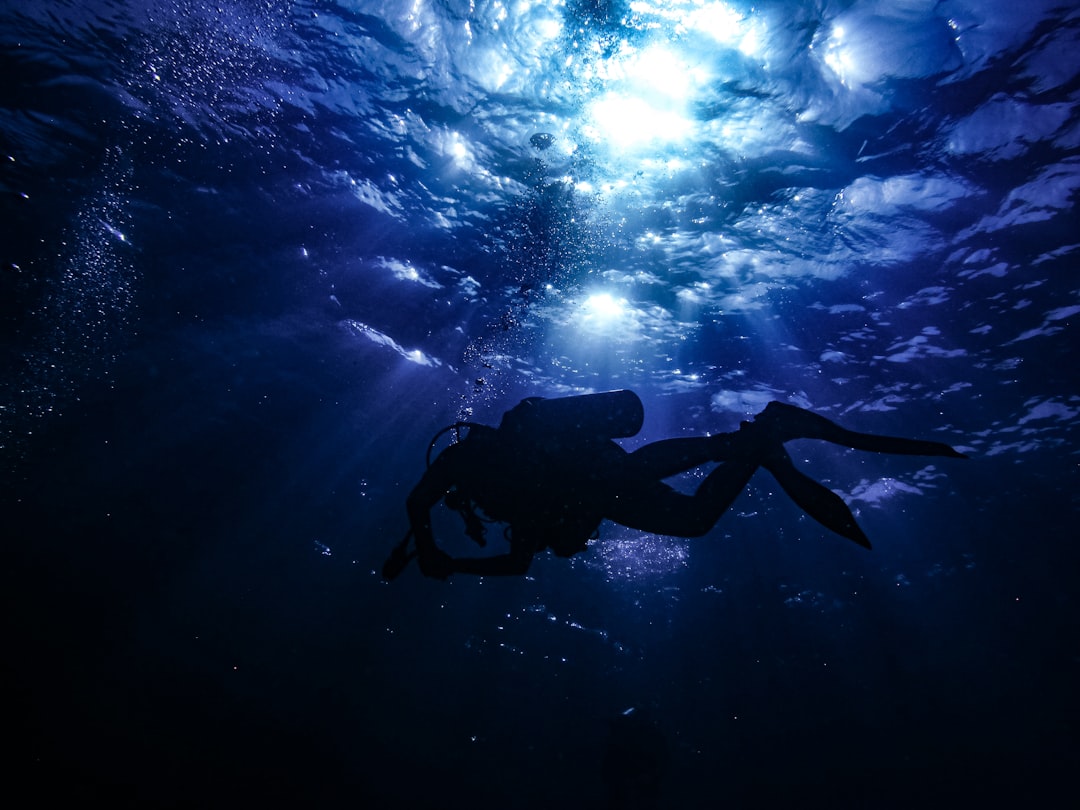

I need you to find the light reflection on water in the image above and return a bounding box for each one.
[581,528,690,581]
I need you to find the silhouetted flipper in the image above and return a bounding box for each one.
[758,402,968,458]
[759,446,872,549]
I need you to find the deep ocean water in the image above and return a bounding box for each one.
[3,1,1078,806]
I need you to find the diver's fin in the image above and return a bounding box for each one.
[760,446,872,549]
[757,402,968,458]
[822,430,968,458]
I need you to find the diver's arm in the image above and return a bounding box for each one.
[406,438,535,578]
[406,447,462,578]
[449,542,535,577]
[406,467,448,555]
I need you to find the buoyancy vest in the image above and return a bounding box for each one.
[447,390,645,556]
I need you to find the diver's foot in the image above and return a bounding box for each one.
[754,401,968,458]
[751,401,844,444]
[758,445,872,549]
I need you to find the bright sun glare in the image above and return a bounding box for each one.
[586,93,694,148]
[579,2,758,150]
[584,292,626,320]
[584,43,703,148]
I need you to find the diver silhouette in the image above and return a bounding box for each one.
[382,390,966,580]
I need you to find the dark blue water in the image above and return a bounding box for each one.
[3,1,1078,806]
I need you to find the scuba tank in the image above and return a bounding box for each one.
[492,390,643,556]
[498,389,644,445]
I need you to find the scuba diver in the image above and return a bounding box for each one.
[382,390,967,581]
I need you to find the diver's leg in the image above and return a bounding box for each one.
[755,402,967,458]
[609,403,961,544]
[609,440,873,546]
[606,453,759,537]
[619,402,964,488]
[609,424,790,535]
[617,430,753,482]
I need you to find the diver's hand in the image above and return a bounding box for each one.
[418,548,454,580]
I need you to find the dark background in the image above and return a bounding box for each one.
[4,1,1078,806]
